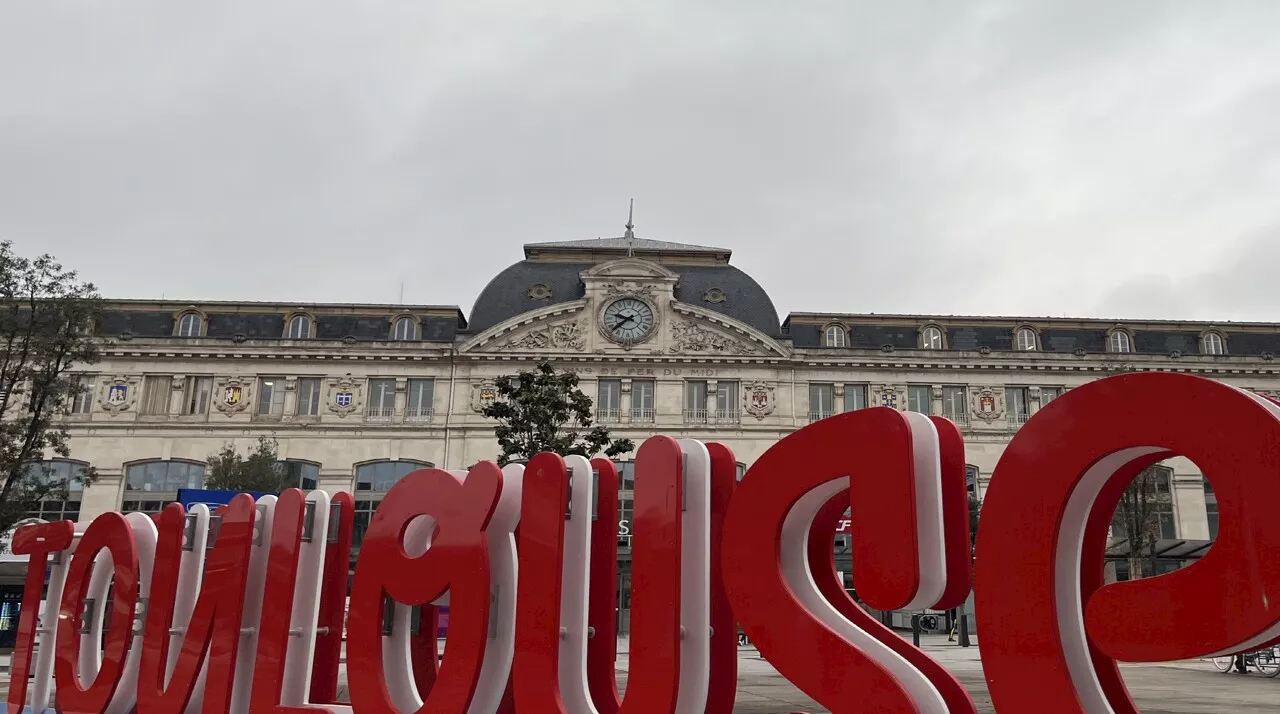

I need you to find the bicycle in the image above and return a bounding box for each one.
[1212,646,1280,677]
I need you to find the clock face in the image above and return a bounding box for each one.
[602,298,656,344]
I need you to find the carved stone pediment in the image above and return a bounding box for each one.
[669,319,759,356]
[457,300,588,354]
[495,317,587,352]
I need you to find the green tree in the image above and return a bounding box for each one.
[968,493,982,546]
[482,361,634,466]
[205,436,287,492]
[0,242,101,542]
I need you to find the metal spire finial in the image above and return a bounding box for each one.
[624,198,636,256]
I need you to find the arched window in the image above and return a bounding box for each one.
[177,312,203,337]
[920,325,944,350]
[1015,327,1038,352]
[355,459,433,492]
[279,460,320,490]
[122,459,206,515]
[1202,331,1226,356]
[392,316,419,341]
[824,325,846,347]
[21,460,88,522]
[286,314,313,339]
[1108,330,1132,354]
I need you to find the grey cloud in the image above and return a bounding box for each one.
[2,1,1279,321]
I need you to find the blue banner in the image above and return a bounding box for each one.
[176,488,273,510]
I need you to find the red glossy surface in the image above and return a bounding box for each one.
[976,373,1280,711]
[410,605,441,701]
[55,513,139,714]
[7,520,73,714]
[512,452,571,712]
[310,491,353,705]
[847,407,920,610]
[248,489,333,714]
[723,409,921,712]
[346,463,501,714]
[586,457,621,714]
[703,442,739,714]
[618,436,684,714]
[928,416,973,610]
[809,491,976,714]
[138,496,257,714]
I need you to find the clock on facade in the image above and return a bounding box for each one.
[602,297,656,345]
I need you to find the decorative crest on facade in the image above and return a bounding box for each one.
[602,283,657,300]
[214,376,252,416]
[743,381,776,419]
[327,375,362,418]
[99,376,137,416]
[472,379,500,413]
[970,386,1005,423]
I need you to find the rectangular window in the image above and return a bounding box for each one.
[941,386,967,426]
[1041,386,1063,406]
[258,377,286,416]
[597,380,621,423]
[1204,478,1218,540]
[184,376,212,415]
[843,384,867,412]
[907,385,931,414]
[296,377,322,416]
[406,379,434,420]
[809,383,834,421]
[716,381,740,423]
[631,380,655,423]
[685,381,709,423]
[366,379,396,419]
[1007,387,1030,425]
[140,376,171,416]
[70,375,95,415]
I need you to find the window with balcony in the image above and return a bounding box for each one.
[1202,331,1226,355]
[286,314,313,339]
[920,325,945,350]
[296,377,322,416]
[1040,386,1063,406]
[392,316,419,341]
[1007,387,1030,425]
[279,460,320,490]
[177,312,203,337]
[824,325,847,347]
[1107,330,1131,354]
[21,460,87,522]
[183,376,212,415]
[258,377,286,417]
[139,375,171,416]
[366,379,396,420]
[685,381,710,423]
[809,383,835,421]
[406,379,435,421]
[597,379,621,423]
[68,375,95,415]
[843,384,867,412]
[941,386,967,426]
[907,385,931,414]
[1015,327,1038,351]
[715,381,740,423]
[631,380,655,423]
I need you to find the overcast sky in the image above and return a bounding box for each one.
[2,2,1279,323]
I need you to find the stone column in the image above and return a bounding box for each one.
[282,376,299,421]
[930,385,943,417]
[706,379,719,424]
[169,374,186,416]
[1173,469,1211,540]
[834,384,846,413]
[394,378,408,421]
[1028,386,1043,416]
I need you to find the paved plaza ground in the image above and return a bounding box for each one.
[2,634,1275,711]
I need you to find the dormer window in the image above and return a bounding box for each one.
[1015,327,1038,352]
[1201,331,1226,355]
[920,325,945,350]
[392,316,420,341]
[1107,329,1132,354]
[285,313,313,339]
[823,324,847,347]
[177,312,203,338]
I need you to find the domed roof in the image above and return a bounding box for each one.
[467,238,782,337]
